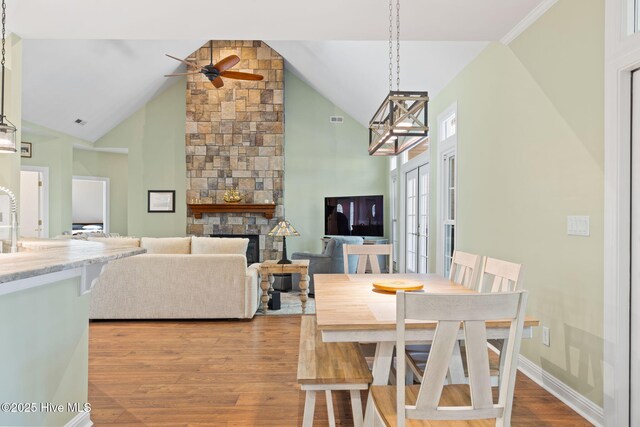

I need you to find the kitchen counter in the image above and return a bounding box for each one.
[0,238,144,290]
[0,238,144,426]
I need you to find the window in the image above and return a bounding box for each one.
[390,156,397,171]
[442,154,456,277]
[390,174,398,272]
[437,103,457,277]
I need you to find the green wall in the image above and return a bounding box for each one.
[284,70,389,254]
[21,126,76,237]
[95,79,187,237]
[73,149,129,235]
[427,0,604,405]
[0,278,89,426]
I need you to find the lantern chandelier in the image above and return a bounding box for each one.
[368,0,429,156]
[0,0,16,154]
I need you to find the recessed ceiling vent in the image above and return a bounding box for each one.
[74,118,87,126]
[329,116,344,124]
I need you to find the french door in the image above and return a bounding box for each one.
[405,164,429,273]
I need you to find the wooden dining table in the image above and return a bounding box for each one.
[313,274,540,426]
[313,273,540,426]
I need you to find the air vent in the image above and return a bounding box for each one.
[74,119,87,126]
[329,116,344,124]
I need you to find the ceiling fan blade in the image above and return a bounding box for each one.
[164,72,202,77]
[220,71,264,81]
[211,77,224,88]
[165,54,201,69]
[214,55,240,73]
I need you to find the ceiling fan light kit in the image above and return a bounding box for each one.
[368,0,429,157]
[165,41,264,89]
[0,0,16,154]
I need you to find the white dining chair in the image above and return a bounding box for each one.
[405,250,482,383]
[449,250,482,290]
[371,290,528,427]
[342,244,393,274]
[478,256,523,293]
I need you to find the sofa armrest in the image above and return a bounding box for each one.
[291,252,330,261]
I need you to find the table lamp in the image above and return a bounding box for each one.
[268,220,300,264]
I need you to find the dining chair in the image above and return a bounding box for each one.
[449,250,482,290]
[371,290,528,427]
[342,244,393,274]
[405,250,482,383]
[478,256,523,293]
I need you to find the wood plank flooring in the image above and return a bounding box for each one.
[89,316,592,426]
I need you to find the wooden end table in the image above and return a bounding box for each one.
[259,260,310,314]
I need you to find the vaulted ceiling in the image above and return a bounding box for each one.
[15,0,545,142]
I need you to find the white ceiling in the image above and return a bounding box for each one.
[10,0,543,41]
[16,0,546,142]
[268,41,488,126]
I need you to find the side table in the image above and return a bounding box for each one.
[259,260,310,314]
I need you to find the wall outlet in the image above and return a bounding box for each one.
[542,326,550,347]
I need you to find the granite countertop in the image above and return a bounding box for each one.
[0,239,145,284]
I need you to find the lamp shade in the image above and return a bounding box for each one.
[268,220,300,237]
[0,122,16,153]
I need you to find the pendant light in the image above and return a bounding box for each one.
[368,0,429,156]
[0,0,16,154]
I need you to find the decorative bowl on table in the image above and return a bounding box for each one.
[372,279,424,294]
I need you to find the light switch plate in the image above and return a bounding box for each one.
[542,326,550,347]
[567,215,590,236]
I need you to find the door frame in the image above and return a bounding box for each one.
[604,1,640,424]
[20,165,49,238]
[72,175,110,234]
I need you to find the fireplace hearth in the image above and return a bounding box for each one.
[210,234,260,264]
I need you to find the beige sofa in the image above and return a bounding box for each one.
[89,237,260,319]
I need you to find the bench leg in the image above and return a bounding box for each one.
[325,390,336,427]
[303,390,316,427]
[350,390,364,427]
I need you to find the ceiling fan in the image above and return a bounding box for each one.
[165,41,264,88]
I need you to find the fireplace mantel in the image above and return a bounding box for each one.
[188,203,276,219]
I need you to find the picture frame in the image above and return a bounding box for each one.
[148,190,175,213]
[20,142,32,158]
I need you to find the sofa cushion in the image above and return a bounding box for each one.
[88,237,141,248]
[141,237,191,254]
[191,236,248,255]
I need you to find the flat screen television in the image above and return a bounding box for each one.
[324,195,384,237]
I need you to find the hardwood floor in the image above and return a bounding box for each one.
[89,316,591,426]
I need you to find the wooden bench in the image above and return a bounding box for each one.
[297,316,372,427]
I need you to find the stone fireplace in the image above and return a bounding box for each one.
[185,41,284,262]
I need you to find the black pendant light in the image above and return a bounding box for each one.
[368,0,429,156]
[0,0,16,154]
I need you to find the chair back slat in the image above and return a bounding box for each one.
[449,251,481,290]
[479,257,523,293]
[395,290,528,425]
[342,244,392,274]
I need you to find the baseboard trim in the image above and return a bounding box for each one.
[500,0,559,45]
[65,411,92,427]
[517,355,603,427]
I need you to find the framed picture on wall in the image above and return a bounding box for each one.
[20,142,32,158]
[148,190,175,213]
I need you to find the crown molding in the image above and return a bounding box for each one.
[500,0,559,45]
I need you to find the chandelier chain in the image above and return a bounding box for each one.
[396,0,400,90]
[388,0,393,92]
[1,0,5,68]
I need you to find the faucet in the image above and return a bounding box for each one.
[0,186,17,253]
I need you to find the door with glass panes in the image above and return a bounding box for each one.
[405,164,429,273]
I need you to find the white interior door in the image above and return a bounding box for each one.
[20,168,48,238]
[631,69,640,426]
[405,164,430,273]
[405,168,418,273]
